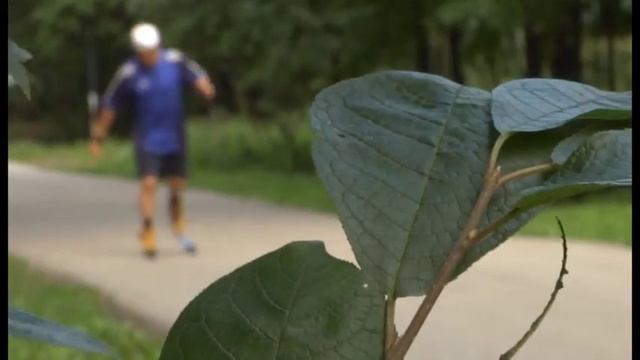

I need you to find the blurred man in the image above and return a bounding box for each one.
[89,23,215,258]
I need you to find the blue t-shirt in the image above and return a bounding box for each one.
[101,48,207,155]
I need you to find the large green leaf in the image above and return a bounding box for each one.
[515,129,631,210]
[160,241,384,360]
[8,39,32,99]
[492,79,631,133]
[310,71,494,297]
[8,307,116,357]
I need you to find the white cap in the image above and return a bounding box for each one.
[130,23,161,51]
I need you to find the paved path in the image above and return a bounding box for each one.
[8,162,631,360]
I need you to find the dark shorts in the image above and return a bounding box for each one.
[135,150,187,179]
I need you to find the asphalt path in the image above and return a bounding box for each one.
[8,162,631,359]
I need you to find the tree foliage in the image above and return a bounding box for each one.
[9,0,631,137]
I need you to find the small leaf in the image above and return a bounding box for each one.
[8,60,30,99]
[492,78,631,133]
[9,40,32,62]
[311,71,494,297]
[8,39,32,99]
[8,307,116,357]
[160,241,384,360]
[550,121,629,165]
[516,129,631,210]
[551,130,599,165]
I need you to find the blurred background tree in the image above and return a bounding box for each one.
[7,4,632,358]
[8,0,631,139]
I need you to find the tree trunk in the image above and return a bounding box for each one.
[551,0,583,82]
[524,22,543,77]
[599,0,618,90]
[448,26,464,84]
[245,86,267,118]
[213,70,240,112]
[606,34,616,90]
[413,0,430,72]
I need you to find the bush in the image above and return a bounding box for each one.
[188,111,314,174]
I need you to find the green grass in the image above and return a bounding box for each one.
[9,118,631,246]
[189,169,334,211]
[8,137,333,212]
[8,256,161,360]
[521,190,631,245]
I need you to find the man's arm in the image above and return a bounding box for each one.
[90,108,116,142]
[194,76,215,101]
[89,63,132,156]
[176,50,216,101]
[88,108,115,157]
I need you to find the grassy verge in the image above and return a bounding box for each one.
[8,137,333,212]
[8,256,161,359]
[520,190,630,245]
[9,118,630,245]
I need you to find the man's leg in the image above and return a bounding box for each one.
[168,176,195,253]
[139,175,158,257]
[168,176,186,235]
[140,175,158,229]
[166,151,196,253]
[137,149,160,258]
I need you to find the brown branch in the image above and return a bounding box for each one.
[469,162,558,244]
[385,297,397,352]
[487,133,512,180]
[388,166,503,359]
[499,217,569,360]
[471,216,509,244]
[387,138,557,359]
[470,207,528,246]
[497,163,556,187]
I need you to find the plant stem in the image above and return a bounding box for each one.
[497,163,556,187]
[472,215,511,244]
[388,138,556,359]
[472,207,530,246]
[499,217,569,359]
[487,132,512,180]
[471,162,558,244]
[385,297,397,352]
[388,166,502,360]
